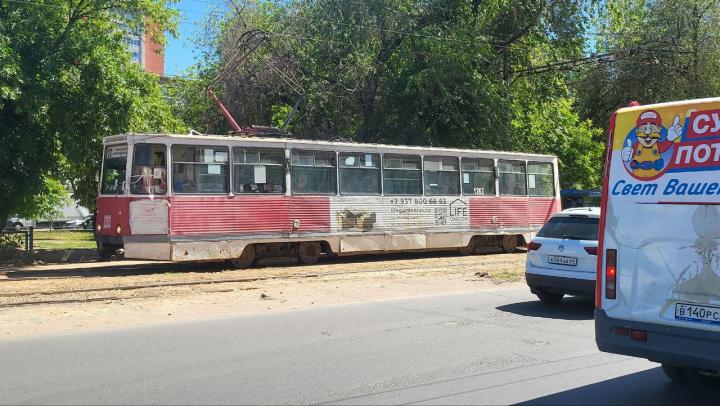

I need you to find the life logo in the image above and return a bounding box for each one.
[621,108,720,181]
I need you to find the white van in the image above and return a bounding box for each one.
[596,98,720,383]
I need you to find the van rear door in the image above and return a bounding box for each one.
[599,99,720,333]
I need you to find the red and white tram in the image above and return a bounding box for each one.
[95,133,560,266]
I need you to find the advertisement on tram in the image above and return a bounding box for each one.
[596,98,720,380]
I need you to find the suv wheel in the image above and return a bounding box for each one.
[536,291,563,304]
[684,367,720,387]
[661,364,687,383]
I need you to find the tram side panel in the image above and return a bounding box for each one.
[166,195,331,261]
[164,194,560,260]
[469,196,559,228]
[111,193,559,262]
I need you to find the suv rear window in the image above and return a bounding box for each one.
[537,216,599,240]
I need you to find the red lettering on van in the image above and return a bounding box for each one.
[687,109,720,139]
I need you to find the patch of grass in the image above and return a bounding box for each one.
[33,230,96,250]
[490,270,523,283]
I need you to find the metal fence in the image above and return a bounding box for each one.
[0,227,34,253]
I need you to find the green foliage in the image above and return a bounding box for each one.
[510,98,604,189]
[271,104,293,128]
[176,0,604,188]
[164,72,224,133]
[0,0,184,219]
[15,176,71,220]
[0,233,23,250]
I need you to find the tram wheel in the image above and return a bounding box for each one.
[457,239,476,256]
[501,235,518,253]
[229,244,256,269]
[298,241,322,265]
[96,242,116,261]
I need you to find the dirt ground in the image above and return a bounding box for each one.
[0,252,529,341]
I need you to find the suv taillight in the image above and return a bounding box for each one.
[605,249,617,299]
[527,242,542,251]
[584,246,598,255]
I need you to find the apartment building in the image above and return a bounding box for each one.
[126,31,164,76]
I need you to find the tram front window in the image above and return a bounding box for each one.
[101,144,128,194]
[131,144,167,195]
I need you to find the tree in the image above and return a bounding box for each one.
[15,176,71,221]
[0,0,184,223]
[510,97,604,189]
[576,0,720,127]
[174,0,605,187]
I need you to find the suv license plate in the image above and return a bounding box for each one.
[675,303,720,325]
[547,255,577,266]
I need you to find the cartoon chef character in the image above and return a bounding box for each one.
[622,109,683,178]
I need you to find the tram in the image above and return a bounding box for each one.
[95,133,560,266]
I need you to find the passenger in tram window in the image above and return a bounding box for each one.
[156,169,167,194]
[295,172,309,192]
[174,175,193,193]
[263,183,274,193]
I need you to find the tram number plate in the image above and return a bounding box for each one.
[547,255,577,266]
[675,303,720,325]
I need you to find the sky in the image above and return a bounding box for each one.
[165,0,228,76]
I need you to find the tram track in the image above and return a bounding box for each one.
[0,252,527,308]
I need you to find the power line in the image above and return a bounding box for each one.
[510,46,695,78]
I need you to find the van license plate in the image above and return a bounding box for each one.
[675,303,720,325]
[547,255,577,266]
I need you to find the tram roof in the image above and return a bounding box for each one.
[103,132,557,161]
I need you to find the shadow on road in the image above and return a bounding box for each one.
[495,296,595,321]
[2,262,229,279]
[519,367,720,405]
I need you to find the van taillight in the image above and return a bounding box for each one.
[527,242,542,251]
[605,249,617,299]
[584,247,598,255]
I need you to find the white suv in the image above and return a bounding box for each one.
[525,207,600,304]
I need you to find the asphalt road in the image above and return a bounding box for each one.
[1,287,717,405]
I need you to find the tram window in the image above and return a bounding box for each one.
[383,154,422,195]
[171,145,230,194]
[291,150,336,194]
[424,156,460,195]
[528,162,555,197]
[233,148,285,194]
[461,158,495,196]
[100,144,128,194]
[131,144,167,195]
[498,160,527,196]
[339,152,380,195]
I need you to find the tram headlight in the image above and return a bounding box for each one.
[96,224,102,232]
[115,225,123,235]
